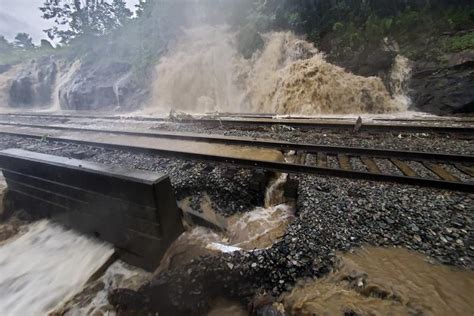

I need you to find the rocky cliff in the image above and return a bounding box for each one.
[0,57,149,113]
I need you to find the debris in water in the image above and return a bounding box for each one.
[206,242,241,253]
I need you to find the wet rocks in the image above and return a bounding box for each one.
[8,56,57,108]
[409,55,474,115]
[295,175,473,268]
[59,62,148,111]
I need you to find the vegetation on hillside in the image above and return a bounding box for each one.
[0,0,473,69]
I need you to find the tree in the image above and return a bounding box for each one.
[14,33,35,49]
[40,0,132,43]
[0,36,14,54]
[112,0,133,25]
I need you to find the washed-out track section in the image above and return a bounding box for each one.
[0,122,472,193]
[0,112,473,134]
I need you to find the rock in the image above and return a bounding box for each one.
[410,224,420,232]
[327,42,397,82]
[59,62,148,111]
[8,56,57,108]
[409,51,474,115]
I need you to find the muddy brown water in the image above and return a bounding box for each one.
[0,125,285,162]
[283,247,474,315]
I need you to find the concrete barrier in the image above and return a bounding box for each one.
[0,148,183,271]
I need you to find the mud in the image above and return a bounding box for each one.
[283,247,474,315]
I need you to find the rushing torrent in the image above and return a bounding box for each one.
[53,261,151,315]
[157,172,294,274]
[149,26,411,115]
[0,220,114,316]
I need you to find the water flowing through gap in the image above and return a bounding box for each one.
[0,220,114,316]
[158,171,295,275]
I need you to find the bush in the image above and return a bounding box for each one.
[447,32,474,51]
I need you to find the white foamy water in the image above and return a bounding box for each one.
[390,55,412,109]
[52,60,81,111]
[0,220,114,316]
[58,261,150,316]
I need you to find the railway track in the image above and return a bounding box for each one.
[0,122,472,192]
[0,112,473,134]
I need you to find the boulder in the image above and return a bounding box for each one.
[59,62,148,111]
[409,51,474,115]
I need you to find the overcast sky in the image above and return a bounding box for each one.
[0,0,139,44]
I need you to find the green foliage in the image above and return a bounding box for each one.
[0,45,60,65]
[333,22,344,32]
[4,0,473,77]
[40,0,132,43]
[447,33,474,51]
[14,33,35,49]
[287,12,302,29]
[0,34,60,65]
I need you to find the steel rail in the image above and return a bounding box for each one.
[0,122,472,163]
[207,112,474,123]
[0,113,472,134]
[0,128,472,193]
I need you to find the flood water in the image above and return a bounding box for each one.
[283,247,474,315]
[0,125,285,162]
[0,220,114,316]
[160,172,295,273]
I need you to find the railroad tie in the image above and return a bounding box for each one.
[391,159,418,177]
[361,156,381,174]
[423,163,460,182]
[455,164,474,177]
[338,154,352,170]
[317,152,328,168]
[296,151,306,165]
